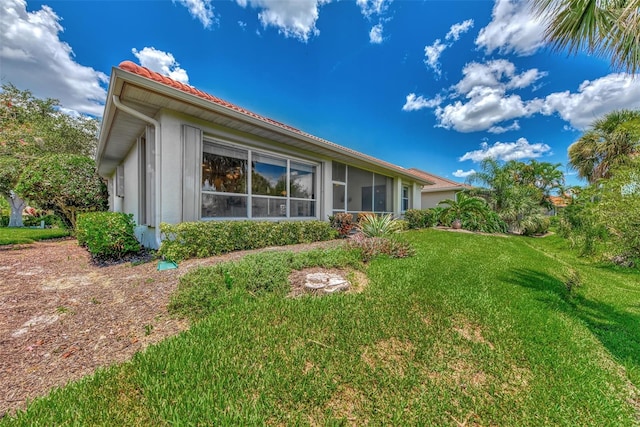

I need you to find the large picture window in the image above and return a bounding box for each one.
[201,141,317,219]
[202,143,248,218]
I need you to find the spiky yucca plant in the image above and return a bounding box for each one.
[357,213,402,237]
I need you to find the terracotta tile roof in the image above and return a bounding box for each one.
[548,195,570,207]
[407,168,469,191]
[117,61,429,182]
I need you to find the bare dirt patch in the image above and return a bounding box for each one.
[361,337,415,377]
[0,238,340,416]
[453,317,495,350]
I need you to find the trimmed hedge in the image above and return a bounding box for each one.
[159,220,338,261]
[76,212,141,259]
[404,209,438,229]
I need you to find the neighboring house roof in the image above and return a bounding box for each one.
[407,168,470,193]
[548,195,571,208]
[96,61,431,185]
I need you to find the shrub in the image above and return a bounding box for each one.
[461,210,508,233]
[357,213,403,237]
[521,214,550,236]
[329,213,355,237]
[76,212,140,259]
[404,209,437,229]
[345,235,415,262]
[357,212,375,223]
[160,220,337,261]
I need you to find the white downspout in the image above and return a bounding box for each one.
[111,95,162,248]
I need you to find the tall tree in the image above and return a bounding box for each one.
[16,155,108,228]
[0,84,99,226]
[467,158,564,233]
[533,0,640,74]
[568,109,640,183]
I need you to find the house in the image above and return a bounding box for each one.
[407,168,469,208]
[96,61,431,248]
[547,194,571,216]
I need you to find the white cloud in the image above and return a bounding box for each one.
[402,93,442,112]
[487,120,520,133]
[405,60,549,132]
[423,19,473,77]
[238,0,329,42]
[453,169,476,178]
[132,47,190,84]
[488,121,520,134]
[435,88,537,132]
[455,60,546,95]
[0,0,108,116]
[446,19,474,41]
[434,61,546,132]
[475,0,546,56]
[357,0,391,18]
[459,138,551,162]
[424,40,446,76]
[542,73,640,130]
[173,0,215,29]
[357,0,392,44]
[238,20,247,30]
[369,23,383,44]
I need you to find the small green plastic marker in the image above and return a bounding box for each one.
[157,260,178,271]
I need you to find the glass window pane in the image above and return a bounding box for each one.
[202,143,247,194]
[290,200,315,217]
[347,166,373,212]
[332,162,346,182]
[252,154,287,196]
[202,194,247,218]
[253,196,287,217]
[402,186,410,211]
[333,183,345,212]
[290,162,316,199]
[374,173,394,212]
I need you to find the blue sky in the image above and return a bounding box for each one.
[2,0,639,186]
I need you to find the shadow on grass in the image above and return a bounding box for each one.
[504,268,640,385]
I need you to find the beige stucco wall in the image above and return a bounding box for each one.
[109,108,426,248]
[421,190,458,209]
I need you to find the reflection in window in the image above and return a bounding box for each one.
[290,162,315,199]
[201,141,317,219]
[202,143,247,194]
[252,154,287,197]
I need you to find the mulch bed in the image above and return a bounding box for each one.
[0,238,340,417]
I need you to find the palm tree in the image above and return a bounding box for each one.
[466,158,514,212]
[533,0,640,74]
[438,192,490,229]
[568,109,640,184]
[516,159,565,207]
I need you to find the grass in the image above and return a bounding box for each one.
[3,230,639,425]
[0,227,70,245]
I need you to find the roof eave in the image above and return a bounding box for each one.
[102,66,431,185]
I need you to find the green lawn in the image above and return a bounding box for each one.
[0,227,70,245]
[3,230,639,426]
